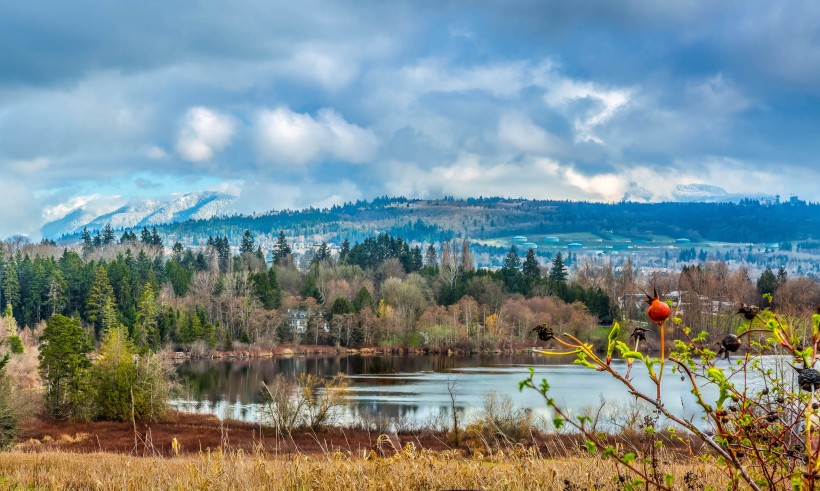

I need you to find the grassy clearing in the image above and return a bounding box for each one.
[0,448,727,490]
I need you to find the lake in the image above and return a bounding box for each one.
[169,352,751,431]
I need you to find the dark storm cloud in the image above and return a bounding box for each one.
[1,0,819,237]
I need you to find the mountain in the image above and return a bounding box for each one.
[621,183,773,203]
[42,191,236,238]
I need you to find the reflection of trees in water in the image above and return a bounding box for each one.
[174,352,545,407]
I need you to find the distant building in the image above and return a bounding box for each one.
[512,236,527,244]
[675,238,691,244]
[289,309,309,333]
[523,242,538,249]
[544,236,560,243]
[567,242,583,249]
[288,309,329,334]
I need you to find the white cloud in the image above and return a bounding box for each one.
[176,107,236,162]
[544,80,632,144]
[232,178,362,214]
[42,194,125,222]
[254,107,378,165]
[497,113,562,154]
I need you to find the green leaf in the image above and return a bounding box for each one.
[584,439,597,454]
[553,417,564,429]
[622,452,636,464]
[623,351,644,361]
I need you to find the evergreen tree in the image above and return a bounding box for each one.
[777,266,788,286]
[86,266,117,336]
[424,244,438,268]
[140,227,152,244]
[757,268,778,299]
[272,231,292,265]
[45,269,68,316]
[101,224,115,246]
[239,230,255,254]
[135,283,159,351]
[503,246,521,270]
[352,287,374,312]
[2,262,19,316]
[339,239,351,264]
[150,227,162,247]
[522,249,540,278]
[39,314,93,420]
[172,242,184,259]
[80,227,93,255]
[548,252,568,284]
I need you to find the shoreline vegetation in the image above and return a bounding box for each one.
[163,342,546,360]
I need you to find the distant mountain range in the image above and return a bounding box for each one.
[41,191,235,238]
[621,183,773,203]
[41,186,814,246]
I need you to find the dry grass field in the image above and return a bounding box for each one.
[0,447,728,490]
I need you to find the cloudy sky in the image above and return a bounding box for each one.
[2,0,820,237]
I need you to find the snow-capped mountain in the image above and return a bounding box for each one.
[621,183,772,203]
[41,191,236,238]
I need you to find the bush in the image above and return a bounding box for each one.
[466,391,534,444]
[262,373,350,432]
[38,315,94,420]
[522,303,820,490]
[92,327,171,423]
[7,337,23,355]
[0,359,17,449]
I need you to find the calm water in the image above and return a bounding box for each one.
[169,352,756,430]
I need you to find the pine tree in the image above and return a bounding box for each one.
[46,269,68,316]
[339,239,351,263]
[460,239,474,272]
[424,244,438,268]
[39,314,93,419]
[2,262,19,315]
[135,283,159,351]
[101,224,115,245]
[140,227,152,244]
[503,246,521,270]
[522,249,540,277]
[548,253,567,284]
[239,230,255,254]
[86,266,117,336]
[150,228,162,247]
[273,231,292,265]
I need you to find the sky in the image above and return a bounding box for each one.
[3,0,820,238]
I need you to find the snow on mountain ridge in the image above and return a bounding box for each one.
[41,192,236,238]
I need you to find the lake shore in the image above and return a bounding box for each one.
[163,342,548,360]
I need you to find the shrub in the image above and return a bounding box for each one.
[0,358,16,449]
[522,301,820,491]
[92,327,171,422]
[262,373,350,432]
[6,337,23,355]
[466,391,534,444]
[38,314,94,420]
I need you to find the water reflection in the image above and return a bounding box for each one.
[171,352,739,429]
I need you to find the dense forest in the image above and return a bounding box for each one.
[6,224,817,358]
[1,229,620,353]
[56,196,820,248]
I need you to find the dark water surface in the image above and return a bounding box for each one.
[170,352,737,429]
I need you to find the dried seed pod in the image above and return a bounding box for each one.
[793,365,820,392]
[630,327,651,343]
[736,304,759,320]
[531,324,554,342]
[717,334,741,360]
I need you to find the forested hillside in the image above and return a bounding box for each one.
[55,197,820,247]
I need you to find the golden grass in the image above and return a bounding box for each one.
[0,447,728,490]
